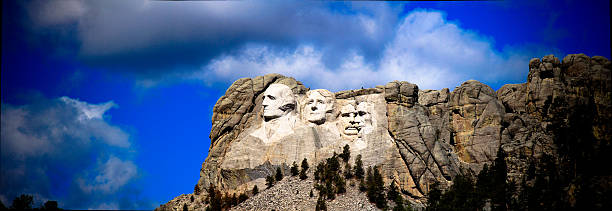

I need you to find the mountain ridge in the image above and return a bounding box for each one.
[158,53,611,210]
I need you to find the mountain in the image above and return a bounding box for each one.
[157,54,611,210]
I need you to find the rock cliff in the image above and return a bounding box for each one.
[158,54,611,210]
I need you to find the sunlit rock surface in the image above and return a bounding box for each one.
[158,54,611,211]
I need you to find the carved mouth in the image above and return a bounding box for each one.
[344,126,360,134]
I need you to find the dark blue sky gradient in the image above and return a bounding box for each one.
[1,0,609,209]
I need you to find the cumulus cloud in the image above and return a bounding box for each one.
[0,96,138,209]
[200,9,536,91]
[23,0,398,77]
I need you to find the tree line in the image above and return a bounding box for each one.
[0,194,60,210]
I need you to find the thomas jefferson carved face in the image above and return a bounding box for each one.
[305,89,334,124]
[262,84,295,121]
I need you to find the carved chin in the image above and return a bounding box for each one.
[263,113,281,121]
[307,113,325,123]
[344,127,359,135]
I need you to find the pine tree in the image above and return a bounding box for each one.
[359,178,367,192]
[252,185,259,195]
[266,175,275,188]
[426,182,442,211]
[238,193,249,203]
[183,203,188,211]
[231,193,238,207]
[339,144,351,162]
[491,147,509,211]
[372,166,387,209]
[315,195,327,211]
[207,185,222,211]
[291,161,299,176]
[194,183,201,195]
[42,200,59,210]
[336,176,346,194]
[11,194,33,210]
[344,163,353,179]
[300,158,309,180]
[354,155,365,179]
[388,181,401,204]
[275,166,283,182]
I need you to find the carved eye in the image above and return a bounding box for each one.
[341,113,350,117]
[317,100,324,104]
[308,100,314,104]
[267,95,276,100]
[358,111,366,116]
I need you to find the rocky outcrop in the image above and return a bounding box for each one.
[158,54,611,210]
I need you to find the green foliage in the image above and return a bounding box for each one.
[344,163,353,179]
[190,195,194,202]
[42,200,59,210]
[301,158,309,171]
[291,161,299,176]
[388,181,400,203]
[275,166,283,182]
[426,147,511,211]
[359,178,367,192]
[266,175,275,189]
[207,185,222,211]
[183,203,188,211]
[252,185,259,195]
[195,183,201,195]
[11,194,33,210]
[309,189,314,197]
[300,158,309,180]
[313,153,349,202]
[365,166,386,209]
[354,154,364,179]
[426,182,442,211]
[231,193,238,207]
[0,200,6,210]
[238,193,248,203]
[339,144,351,162]
[315,195,327,211]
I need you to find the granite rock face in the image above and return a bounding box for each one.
[158,54,611,210]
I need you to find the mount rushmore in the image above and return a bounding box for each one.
[158,54,611,210]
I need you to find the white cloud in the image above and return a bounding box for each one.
[199,9,533,91]
[27,0,87,26]
[78,156,137,194]
[60,96,116,120]
[0,96,136,209]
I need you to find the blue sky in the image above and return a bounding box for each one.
[1,0,609,209]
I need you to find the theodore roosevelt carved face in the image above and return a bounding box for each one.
[262,84,295,121]
[340,102,373,136]
[355,102,373,135]
[340,103,360,135]
[305,89,335,124]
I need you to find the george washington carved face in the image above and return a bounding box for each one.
[305,89,335,124]
[262,84,296,121]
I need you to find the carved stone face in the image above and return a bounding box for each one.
[355,102,373,134]
[340,104,361,135]
[305,91,330,124]
[262,84,295,121]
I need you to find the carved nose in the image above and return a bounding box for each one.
[311,106,317,111]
